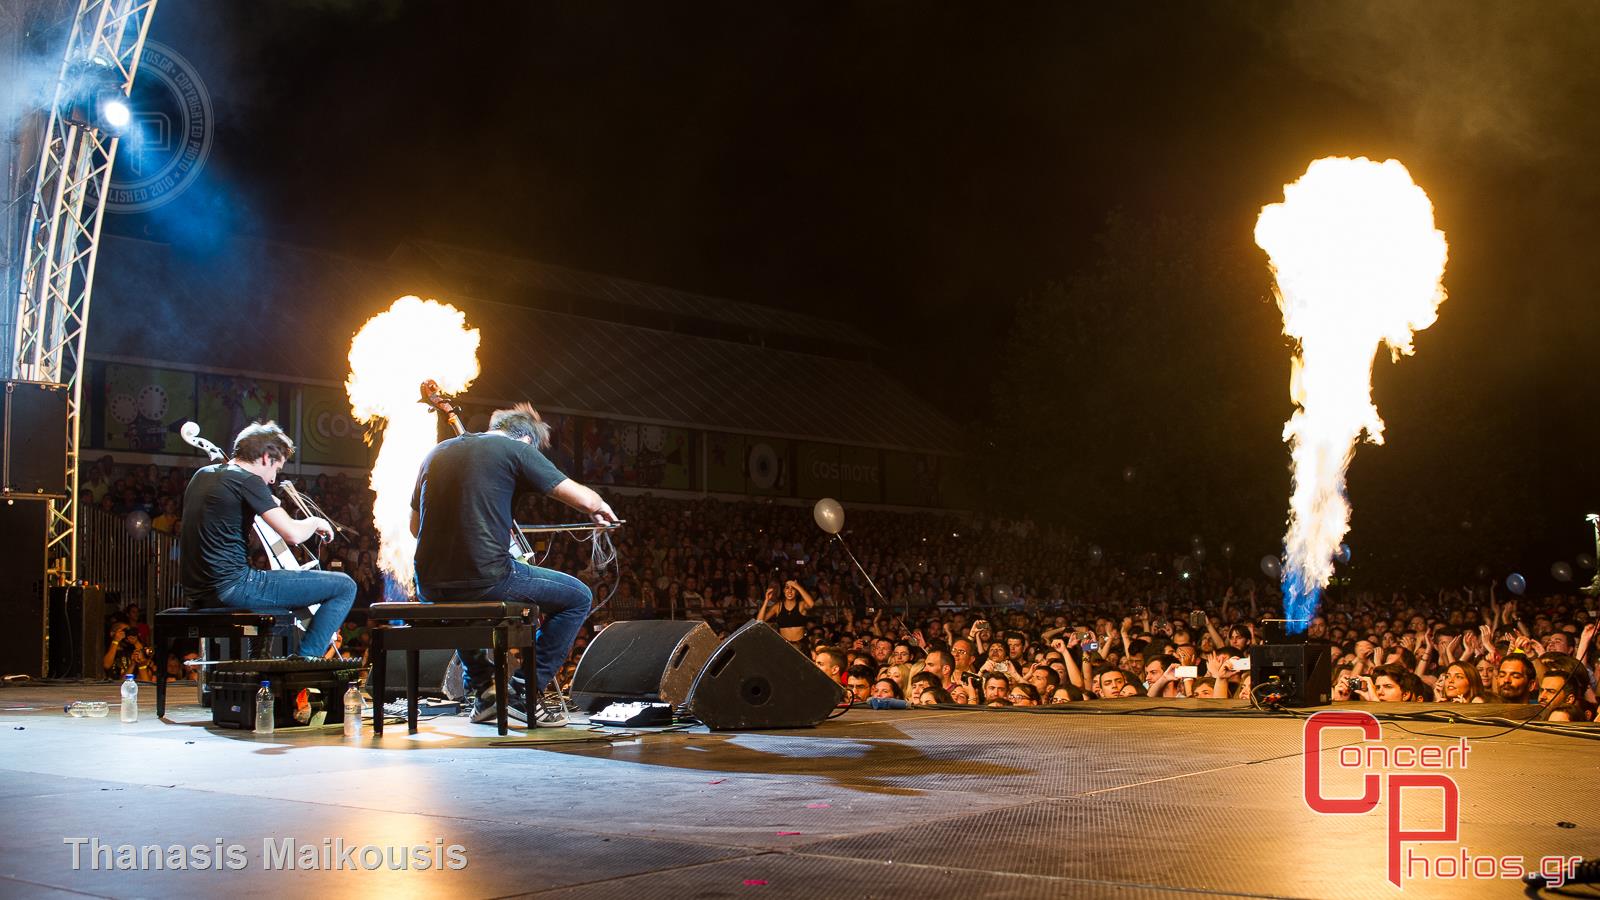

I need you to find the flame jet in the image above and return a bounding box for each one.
[1254,157,1448,631]
[346,296,481,597]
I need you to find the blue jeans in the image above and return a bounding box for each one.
[216,568,357,658]
[421,561,592,696]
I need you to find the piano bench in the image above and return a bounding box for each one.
[368,601,537,737]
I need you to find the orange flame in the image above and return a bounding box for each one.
[1255,157,1448,626]
[346,296,480,597]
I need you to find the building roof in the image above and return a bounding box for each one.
[393,239,882,353]
[87,234,961,453]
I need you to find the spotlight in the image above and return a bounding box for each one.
[100,96,131,130]
[62,57,133,135]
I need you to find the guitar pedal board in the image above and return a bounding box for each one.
[589,701,674,727]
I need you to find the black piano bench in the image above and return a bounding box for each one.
[154,607,302,718]
[368,601,536,737]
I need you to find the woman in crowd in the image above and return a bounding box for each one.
[870,678,903,700]
[1434,662,1487,703]
[1008,683,1041,706]
[758,579,815,648]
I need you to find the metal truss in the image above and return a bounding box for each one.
[10,0,157,582]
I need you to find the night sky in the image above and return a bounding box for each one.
[104,1,1600,585]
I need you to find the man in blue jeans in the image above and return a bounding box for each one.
[179,423,355,658]
[409,403,617,727]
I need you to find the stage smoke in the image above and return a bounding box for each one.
[346,296,480,597]
[1254,157,1448,632]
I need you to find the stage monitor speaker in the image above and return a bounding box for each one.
[1250,640,1334,707]
[381,649,458,699]
[0,500,48,677]
[49,585,106,679]
[2,380,68,498]
[570,619,718,713]
[686,620,845,730]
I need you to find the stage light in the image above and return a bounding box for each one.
[62,57,133,135]
[100,95,131,130]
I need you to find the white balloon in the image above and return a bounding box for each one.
[812,498,844,535]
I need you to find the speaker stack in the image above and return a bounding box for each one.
[48,585,106,679]
[0,381,64,679]
[570,619,844,730]
[0,501,49,678]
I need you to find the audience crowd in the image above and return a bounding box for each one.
[85,458,1599,721]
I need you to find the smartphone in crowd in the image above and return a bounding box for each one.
[1174,665,1198,679]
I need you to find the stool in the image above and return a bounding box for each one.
[369,601,536,736]
[153,607,302,718]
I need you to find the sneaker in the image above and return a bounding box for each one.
[468,688,528,727]
[531,691,569,728]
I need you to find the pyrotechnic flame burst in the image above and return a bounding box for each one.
[346,296,481,597]
[1254,157,1447,631]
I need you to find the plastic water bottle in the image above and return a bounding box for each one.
[254,680,274,735]
[343,682,362,740]
[120,675,138,722]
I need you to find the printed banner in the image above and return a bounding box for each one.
[580,419,694,489]
[426,400,581,476]
[838,444,883,503]
[103,364,196,453]
[743,437,789,496]
[197,374,281,456]
[704,432,745,494]
[883,450,942,507]
[938,456,975,509]
[298,383,368,467]
[795,442,881,502]
[545,411,580,477]
[649,426,693,489]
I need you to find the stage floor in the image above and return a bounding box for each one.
[0,681,1594,899]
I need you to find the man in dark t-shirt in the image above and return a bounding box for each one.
[180,422,356,658]
[411,403,618,727]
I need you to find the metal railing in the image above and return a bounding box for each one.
[77,506,184,611]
